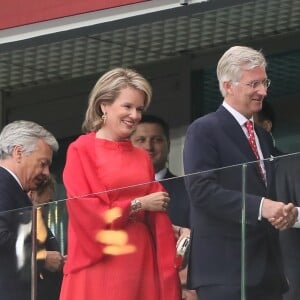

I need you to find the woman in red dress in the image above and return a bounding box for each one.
[60,68,181,300]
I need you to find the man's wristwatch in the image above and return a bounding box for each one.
[131,199,142,212]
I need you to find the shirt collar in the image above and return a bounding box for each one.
[222,101,254,126]
[155,168,167,181]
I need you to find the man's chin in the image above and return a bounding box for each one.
[30,183,39,191]
[34,178,46,189]
[253,100,263,109]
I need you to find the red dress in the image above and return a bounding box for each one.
[60,133,180,300]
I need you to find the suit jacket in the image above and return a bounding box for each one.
[275,154,300,300]
[0,166,33,300]
[183,106,286,291]
[160,169,190,227]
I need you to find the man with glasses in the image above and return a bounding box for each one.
[183,46,297,300]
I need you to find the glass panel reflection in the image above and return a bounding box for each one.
[0,206,33,300]
[2,154,300,300]
[274,152,300,300]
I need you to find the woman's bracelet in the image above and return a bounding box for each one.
[131,199,142,212]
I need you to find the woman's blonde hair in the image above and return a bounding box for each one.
[82,68,152,133]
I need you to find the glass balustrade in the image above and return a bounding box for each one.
[1,151,300,299]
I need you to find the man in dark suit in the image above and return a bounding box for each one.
[131,114,190,228]
[131,114,196,300]
[183,46,297,300]
[254,100,299,300]
[0,120,58,300]
[275,153,300,300]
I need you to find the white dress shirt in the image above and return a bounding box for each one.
[155,168,167,181]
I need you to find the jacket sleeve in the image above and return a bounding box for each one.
[183,119,262,225]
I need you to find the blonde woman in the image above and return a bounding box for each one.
[60,68,180,300]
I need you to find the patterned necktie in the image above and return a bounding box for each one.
[245,120,266,184]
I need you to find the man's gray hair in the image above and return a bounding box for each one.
[0,120,59,159]
[217,46,267,97]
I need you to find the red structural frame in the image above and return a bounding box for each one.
[0,0,148,30]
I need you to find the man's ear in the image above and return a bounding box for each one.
[12,145,23,162]
[223,81,233,95]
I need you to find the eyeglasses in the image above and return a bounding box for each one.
[235,79,271,89]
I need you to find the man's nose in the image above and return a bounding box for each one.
[42,166,50,176]
[144,140,151,149]
[258,84,267,97]
[144,140,154,151]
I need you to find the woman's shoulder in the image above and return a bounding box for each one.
[131,145,154,168]
[67,133,96,157]
[71,132,95,147]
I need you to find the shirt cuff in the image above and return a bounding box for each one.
[258,197,265,221]
[293,207,300,228]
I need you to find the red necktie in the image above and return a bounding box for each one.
[245,120,266,184]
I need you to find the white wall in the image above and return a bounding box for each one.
[169,126,188,176]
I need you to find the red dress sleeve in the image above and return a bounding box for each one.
[63,140,108,273]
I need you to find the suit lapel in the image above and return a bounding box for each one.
[216,106,257,162]
[216,106,268,187]
[255,125,273,187]
[0,167,32,208]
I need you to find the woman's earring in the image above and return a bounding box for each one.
[101,112,107,125]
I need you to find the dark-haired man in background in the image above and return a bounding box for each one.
[131,114,190,228]
[131,114,196,300]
